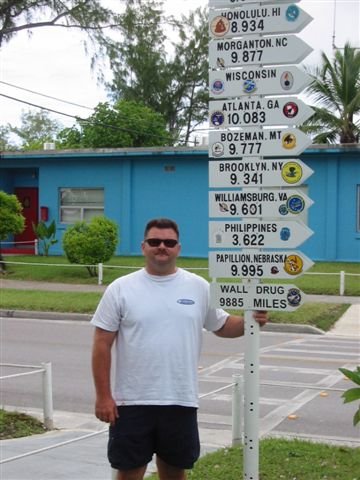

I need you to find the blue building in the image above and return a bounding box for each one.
[1,145,359,261]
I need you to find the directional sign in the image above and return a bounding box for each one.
[209,220,313,248]
[210,282,306,311]
[210,0,301,6]
[209,4,313,38]
[209,127,312,158]
[209,250,314,279]
[209,188,313,218]
[209,158,314,188]
[209,97,314,128]
[209,66,313,98]
[209,35,312,69]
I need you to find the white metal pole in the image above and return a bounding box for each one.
[232,373,243,446]
[243,309,260,480]
[98,263,103,285]
[42,362,54,430]
[340,270,345,296]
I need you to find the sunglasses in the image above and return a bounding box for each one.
[144,238,179,248]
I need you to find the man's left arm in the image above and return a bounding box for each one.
[214,311,268,338]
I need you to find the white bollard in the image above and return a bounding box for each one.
[232,374,243,446]
[42,362,54,430]
[340,271,345,296]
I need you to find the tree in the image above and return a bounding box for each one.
[0,1,122,68]
[0,191,25,272]
[0,125,16,151]
[9,110,62,150]
[303,43,360,144]
[108,1,209,144]
[62,216,118,277]
[57,100,171,148]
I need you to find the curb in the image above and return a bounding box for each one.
[0,309,324,334]
[0,309,92,322]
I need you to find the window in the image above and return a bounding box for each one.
[60,188,104,223]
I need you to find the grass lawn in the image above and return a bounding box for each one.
[147,439,360,480]
[0,409,47,439]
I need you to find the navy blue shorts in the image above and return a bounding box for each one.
[108,405,200,471]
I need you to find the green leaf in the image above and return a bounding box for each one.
[341,387,360,403]
[339,367,360,385]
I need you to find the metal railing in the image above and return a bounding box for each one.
[1,259,359,295]
[0,362,53,429]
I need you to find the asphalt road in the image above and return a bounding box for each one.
[1,316,359,447]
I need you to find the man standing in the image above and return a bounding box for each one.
[91,218,268,480]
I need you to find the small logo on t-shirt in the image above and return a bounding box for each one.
[177,299,195,305]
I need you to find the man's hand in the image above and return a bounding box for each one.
[253,310,268,327]
[95,396,119,426]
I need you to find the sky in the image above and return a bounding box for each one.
[0,0,359,136]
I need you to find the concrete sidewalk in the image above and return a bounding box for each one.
[1,407,230,480]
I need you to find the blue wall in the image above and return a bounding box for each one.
[1,146,359,261]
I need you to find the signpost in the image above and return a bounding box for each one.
[209,220,313,248]
[209,3,313,38]
[209,65,313,98]
[207,0,314,476]
[208,250,314,279]
[209,35,312,68]
[209,97,314,128]
[209,158,314,187]
[209,188,313,218]
[209,127,312,158]
[210,282,306,311]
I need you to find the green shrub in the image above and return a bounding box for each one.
[339,366,360,426]
[33,220,58,256]
[62,216,118,276]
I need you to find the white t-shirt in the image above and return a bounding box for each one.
[91,268,228,407]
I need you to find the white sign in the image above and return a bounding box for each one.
[209,127,312,158]
[209,97,314,128]
[209,0,300,8]
[209,188,313,218]
[209,158,314,187]
[209,66,312,98]
[210,282,306,311]
[210,0,301,7]
[209,220,313,248]
[209,35,312,69]
[209,250,314,279]
[209,4,313,38]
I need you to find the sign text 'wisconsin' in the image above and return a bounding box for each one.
[209,127,312,157]
[209,66,312,97]
[209,35,312,69]
[209,4,313,38]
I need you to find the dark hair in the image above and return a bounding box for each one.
[144,218,179,239]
